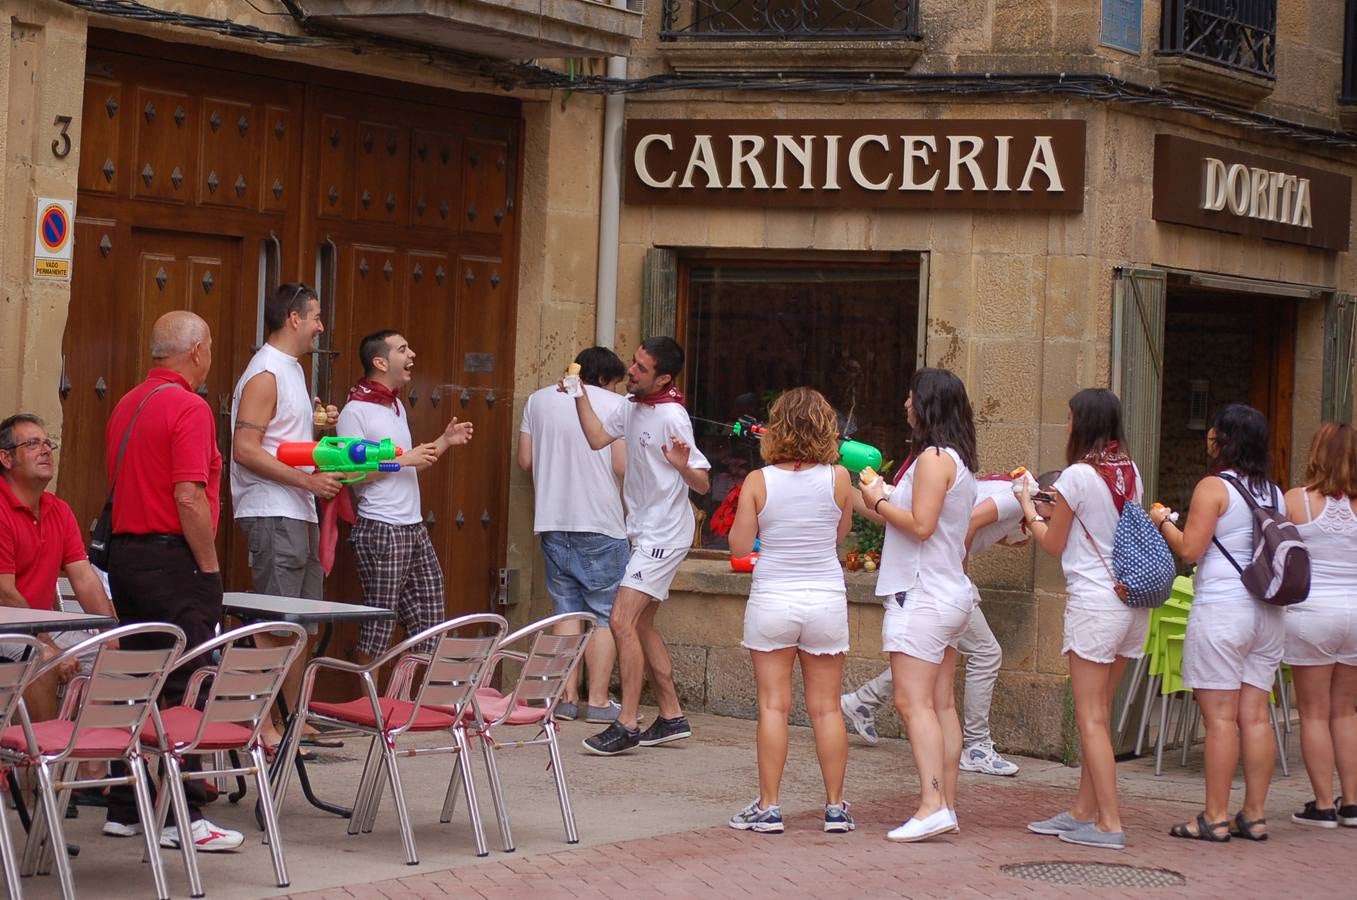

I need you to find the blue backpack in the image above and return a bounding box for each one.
[1074,470,1176,609]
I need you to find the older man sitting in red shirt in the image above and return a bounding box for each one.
[0,413,117,721]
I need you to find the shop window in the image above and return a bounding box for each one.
[682,259,922,551]
[1345,0,1357,105]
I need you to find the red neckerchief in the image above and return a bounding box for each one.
[347,378,401,417]
[629,385,685,407]
[1085,441,1136,513]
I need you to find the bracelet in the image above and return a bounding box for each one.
[873,497,887,513]
[1157,518,1171,533]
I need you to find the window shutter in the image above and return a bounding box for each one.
[640,248,677,340]
[1112,267,1167,505]
[1323,292,1355,424]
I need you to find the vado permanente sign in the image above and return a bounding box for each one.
[624,119,1086,211]
[1152,135,1350,251]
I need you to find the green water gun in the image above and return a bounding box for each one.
[730,415,882,474]
[277,437,404,483]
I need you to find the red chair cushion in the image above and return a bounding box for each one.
[140,706,255,752]
[472,688,550,727]
[1,720,135,759]
[309,697,454,732]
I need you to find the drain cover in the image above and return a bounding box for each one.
[1001,861,1186,888]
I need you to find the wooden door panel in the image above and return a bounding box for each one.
[410,130,460,231]
[261,105,295,214]
[198,97,258,210]
[78,78,123,197]
[354,122,408,226]
[461,139,509,235]
[131,87,195,204]
[316,113,354,220]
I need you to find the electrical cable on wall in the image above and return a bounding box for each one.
[59,0,1357,153]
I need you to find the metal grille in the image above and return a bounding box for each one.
[659,0,921,40]
[1001,862,1187,888]
[1160,0,1276,78]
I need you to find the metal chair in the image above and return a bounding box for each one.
[141,622,308,897]
[0,623,185,900]
[452,612,595,853]
[275,613,507,865]
[0,635,48,900]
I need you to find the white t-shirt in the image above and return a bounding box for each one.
[970,478,1027,556]
[603,399,711,548]
[1054,461,1144,611]
[519,385,627,539]
[336,399,421,526]
[1194,470,1286,606]
[231,342,317,523]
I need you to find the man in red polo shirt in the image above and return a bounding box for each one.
[0,413,116,721]
[101,310,243,852]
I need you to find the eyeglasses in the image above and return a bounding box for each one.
[1,438,58,453]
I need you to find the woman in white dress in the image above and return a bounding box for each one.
[860,368,978,842]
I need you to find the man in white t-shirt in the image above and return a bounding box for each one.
[337,330,472,663]
[840,475,1028,776]
[518,347,628,724]
[232,282,344,749]
[568,337,711,756]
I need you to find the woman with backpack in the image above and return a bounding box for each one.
[1016,388,1146,850]
[1151,403,1285,842]
[859,368,977,842]
[1282,422,1357,829]
[727,387,855,835]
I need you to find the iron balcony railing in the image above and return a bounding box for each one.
[1160,0,1276,79]
[658,0,921,40]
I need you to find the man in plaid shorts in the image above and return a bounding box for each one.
[337,330,473,662]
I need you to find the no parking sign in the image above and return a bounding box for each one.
[33,198,74,280]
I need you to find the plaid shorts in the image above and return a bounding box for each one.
[351,517,445,657]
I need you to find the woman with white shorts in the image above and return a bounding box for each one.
[727,387,854,835]
[1154,403,1284,842]
[1282,422,1357,829]
[860,367,978,843]
[1018,388,1147,851]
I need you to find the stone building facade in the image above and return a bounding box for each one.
[2,1,1355,758]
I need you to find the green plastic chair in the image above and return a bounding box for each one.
[1155,631,1192,775]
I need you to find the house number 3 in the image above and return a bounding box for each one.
[51,115,72,159]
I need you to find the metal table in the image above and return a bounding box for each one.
[221,593,395,821]
[0,605,118,855]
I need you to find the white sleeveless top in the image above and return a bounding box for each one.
[230,342,317,523]
[1296,493,1357,599]
[1193,470,1285,606]
[750,464,844,594]
[875,446,976,609]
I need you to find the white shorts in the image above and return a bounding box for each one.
[1183,600,1284,691]
[1283,594,1357,667]
[622,545,688,601]
[881,591,972,664]
[1062,604,1150,664]
[742,586,848,655]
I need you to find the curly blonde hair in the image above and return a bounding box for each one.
[760,387,840,465]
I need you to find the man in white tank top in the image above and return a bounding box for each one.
[231,283,343,748]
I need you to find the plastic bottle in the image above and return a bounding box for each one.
[562,362,583,398]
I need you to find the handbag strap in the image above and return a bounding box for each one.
[1209,471,1277,577]
[1071,506,1121,588]
[105,382,180,505]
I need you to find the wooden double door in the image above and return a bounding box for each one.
[60,35,521,661]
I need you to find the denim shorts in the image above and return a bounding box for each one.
[539,531,629,625]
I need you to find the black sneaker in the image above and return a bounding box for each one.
[1292,800,1338,828]
[1336,797,1357,827]
[582,721,640,756]
[637,715,692,747]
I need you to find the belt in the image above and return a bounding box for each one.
[111,533,189,546]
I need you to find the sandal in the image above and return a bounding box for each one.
[1169,811,1231,842]
[1229,810,1269,841]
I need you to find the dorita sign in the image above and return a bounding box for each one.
[1152,135,1351,252]
[624,119,1086,211]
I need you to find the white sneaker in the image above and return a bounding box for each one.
[840,694,880,746]
[160,818,244,852]
[886,808,955,843]
[959,740,1020,776]
[945,807,960,834]
[102,820,142,838]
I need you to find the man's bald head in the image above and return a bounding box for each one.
[150,311,210,361]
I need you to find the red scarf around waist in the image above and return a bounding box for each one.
[629,385,685,407]
[347,378,402,416]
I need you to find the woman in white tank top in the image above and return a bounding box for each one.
[1154,403,1284,842]
[860,368,978,843]
[1282,422,1357,829]
[727,388,854,835]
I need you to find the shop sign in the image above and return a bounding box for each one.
[1152,135,1350,252]
[624,119,1086,211]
